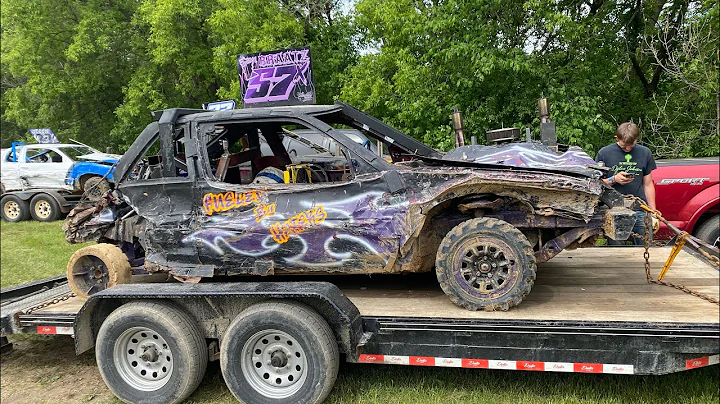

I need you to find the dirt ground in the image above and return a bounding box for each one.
[1,335,118,404]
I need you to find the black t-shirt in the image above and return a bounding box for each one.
[595,143,656,201]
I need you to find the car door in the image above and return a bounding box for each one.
[115,122,202,274]
[187,116,406,276]
[18,146,73,189]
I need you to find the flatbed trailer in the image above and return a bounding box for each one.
[2,247,718,403]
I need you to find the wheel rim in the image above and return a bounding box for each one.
[114,327,173,391]
[34,200,51,219]
[453,236,520,300]
[240,329,308,399]
[4,201,20,219]
[69,255,109,296]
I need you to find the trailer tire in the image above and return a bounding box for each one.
[96,301,208,404]
[220,301,339,404]
[1,195,30,222]
[82,176,111,200]
[67,243,131,299]
[695,214,719,248]
[436,217,536,311]
[29,193,61,222]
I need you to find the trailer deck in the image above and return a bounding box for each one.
[2,247,718,376]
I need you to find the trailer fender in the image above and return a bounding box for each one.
[74,281,363,360]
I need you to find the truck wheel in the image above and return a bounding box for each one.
[67,243,131,299]
[220,301,339,404]
[83,176,111,200]
[695,214,719,248]
[30,193,61,222]
[1,195,30,222]
[96,301,208,404]
[435,217,536,311]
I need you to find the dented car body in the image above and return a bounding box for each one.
[64,103,635,310]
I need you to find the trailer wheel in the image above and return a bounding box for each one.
[96,301,208,404]
[83,176,111,200]
[1,195,30,222]
[220,301,339,404]
[29,193,61,222]
[67,243,131,299]
[435,217,536,311]
[695,214,719,248]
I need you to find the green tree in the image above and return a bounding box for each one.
[1,0,142,148]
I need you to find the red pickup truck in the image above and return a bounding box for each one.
[653,157,719,246]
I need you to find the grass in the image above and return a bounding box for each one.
[1,221,718,403]
[0,221,90,288]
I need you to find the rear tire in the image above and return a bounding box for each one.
[1,195,30,222]
[695,214,719,248]
[67,243,131,299]
[30,193,61,222]
[220,301,339,404]
[96,301,208,404]
[435,217,536,311]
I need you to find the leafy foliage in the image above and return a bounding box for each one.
[1,0,716,159]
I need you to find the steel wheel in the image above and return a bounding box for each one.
[240,329,308,399]
[113,327,173,391]
[69,255,110,296]
[34,199,52,219]
[66,243,131,299]
[4,200,20,220]
[436,217,536,311]
[454,237,520,300]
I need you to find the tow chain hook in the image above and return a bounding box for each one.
[629,196,719,306]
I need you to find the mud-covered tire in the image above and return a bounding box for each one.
[435,217,536,311]
[82,176,111,200]
[96,301,208,404]
[220,301,339,404]
[1,195,30,222]
[67,243,131,299]
[695,214,719,248]
[29,193,61,222]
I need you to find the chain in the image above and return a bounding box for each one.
[630,201,719,306]
[22,292,75,315]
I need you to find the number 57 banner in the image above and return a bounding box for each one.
[236,47,316,108]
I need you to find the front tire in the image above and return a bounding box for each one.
[220,301,339,404]
[435,217,536,311]
[82,176,111,200]
[1,195,30,222]
[30,193,61,222]
[96,301,208,404]
[67,243,131,298]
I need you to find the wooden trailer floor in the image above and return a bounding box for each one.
[36,247,719,324]
[342,247,720,323]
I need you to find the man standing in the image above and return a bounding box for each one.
[595,122,657,244]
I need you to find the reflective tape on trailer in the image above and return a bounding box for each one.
[686,354,719,370]
[359,354,635,374]
[36,326,73,335]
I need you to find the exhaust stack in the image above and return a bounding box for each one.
[538,97,557,148]
[451,107,466,147]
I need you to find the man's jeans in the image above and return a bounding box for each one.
[608,210,651,246]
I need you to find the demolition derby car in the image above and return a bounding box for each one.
[64,103,636,311]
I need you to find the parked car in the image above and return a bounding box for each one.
[653,157,719,247]
[1,142,119,194]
